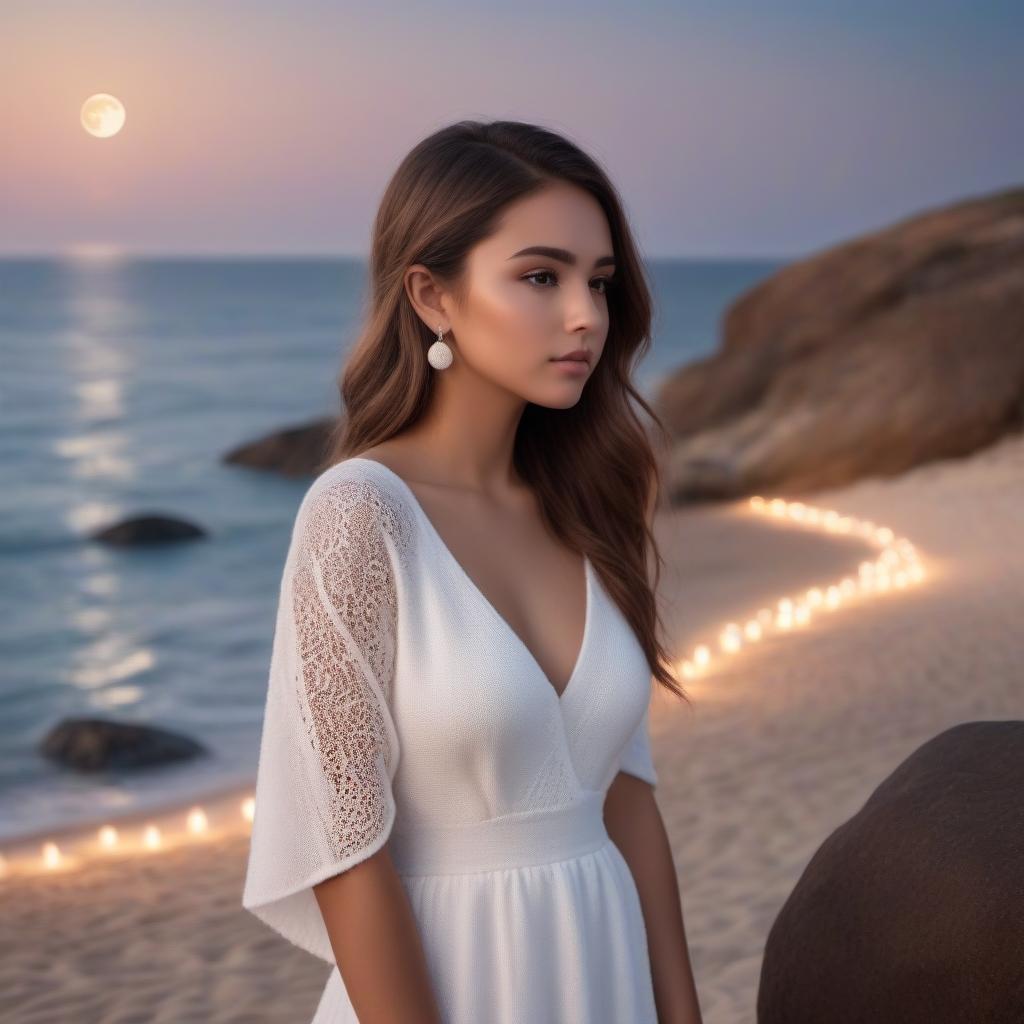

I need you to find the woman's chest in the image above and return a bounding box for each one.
[387,556,654,819]
[401,482,589,700]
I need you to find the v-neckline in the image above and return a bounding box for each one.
[347,457,593,705]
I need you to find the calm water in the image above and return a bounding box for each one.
[0,255,783,841]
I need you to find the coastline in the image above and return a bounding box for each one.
[0,777,257,868]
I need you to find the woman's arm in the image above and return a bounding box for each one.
[605,772,703,1024]
[314,847,444,1024]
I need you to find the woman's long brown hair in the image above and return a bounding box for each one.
[319,119,688,703]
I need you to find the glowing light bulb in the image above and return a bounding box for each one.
[43,842,62,869]
[241,796,256,823]
[693,644,711,667]
[99,825,118,848]
[143,825,161,849]
[719,623,742,652]
[187,808,208,834]
[744,620,762,641]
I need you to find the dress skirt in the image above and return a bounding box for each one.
[310,791,658,1023]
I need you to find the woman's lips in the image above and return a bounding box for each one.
[552,349,591,364]
[550,358,589,375]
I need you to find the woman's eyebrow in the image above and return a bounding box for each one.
[507,245,616,269]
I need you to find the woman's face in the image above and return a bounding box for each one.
[437,180,615,408]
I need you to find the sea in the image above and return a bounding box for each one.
[0,254,784,843]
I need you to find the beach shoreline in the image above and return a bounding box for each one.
[0,778,257,871]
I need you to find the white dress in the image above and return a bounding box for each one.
[242,456,660,1023]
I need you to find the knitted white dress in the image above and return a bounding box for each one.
[242,456,660,1023]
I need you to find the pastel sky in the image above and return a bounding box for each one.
[2,0,1021,258]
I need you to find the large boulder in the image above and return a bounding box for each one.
[757,721,1024,1024]
[655,187,1024,501]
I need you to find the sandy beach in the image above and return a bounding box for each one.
[3,430,1021,1024]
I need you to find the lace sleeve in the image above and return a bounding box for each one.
[242,470,402,962]
[618,702,657,787]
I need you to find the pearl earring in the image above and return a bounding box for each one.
[427,324,454,370]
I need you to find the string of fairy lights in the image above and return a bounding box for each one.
[0,796,257,881]
[0,495,926,880]
[674,495,926,681]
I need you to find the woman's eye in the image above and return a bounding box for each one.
[523,271,611,294]
[524,270,557,287]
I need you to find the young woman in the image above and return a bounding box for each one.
[243,119,702,1024]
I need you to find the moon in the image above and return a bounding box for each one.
[81,94,126,138]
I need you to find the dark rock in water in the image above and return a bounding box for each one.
[757,721,1024,1024]
[655,186,1024,501]
[91,515,207,545]
[39,718,208,773]
[223,416,339,477]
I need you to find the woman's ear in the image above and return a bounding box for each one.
[403,264,448,335]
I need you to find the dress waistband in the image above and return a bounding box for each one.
[387,790,610,876]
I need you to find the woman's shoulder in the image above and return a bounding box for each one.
[294,457,417,563]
